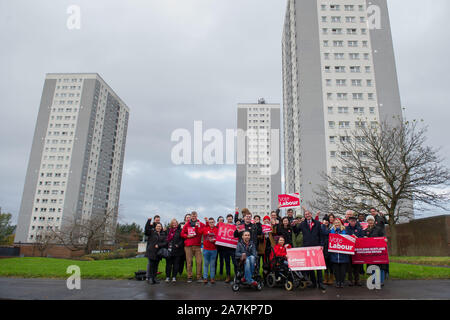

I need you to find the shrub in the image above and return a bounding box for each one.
[83,249,138,261]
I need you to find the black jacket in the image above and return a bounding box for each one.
[233,222,262,247]
[345,224,364,238]
[275,224,294,247]
[364,225,385,238]
[294,219,325,247]
[145,221,168,260]
[374,215,387,230]
[166,225,184,257]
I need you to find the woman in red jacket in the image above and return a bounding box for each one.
[200,217,219,284]
[273,236,291,267]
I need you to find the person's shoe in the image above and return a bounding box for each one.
[308,283,317,289]
[318,283,326,290]
[165,277,170,283]
[203,279,208,284]
[348,280,354,287]
[197,278,204,283]
[324,273,330,284]
[187,278,193,283]
[153,278,160,284]
[339,282,344,288]
[225,276,231,283]
[241,277,246,283]
[355,280,362,287]
[210,279,215,284]
[335,282,340,288]
[172,277,176,283]
[156,272,162,275]
[250,281,258,287]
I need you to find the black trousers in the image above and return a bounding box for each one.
[347,263,361,282]
[220,247,235,276]
[216,246,225,275]
[148,258,160,280]
[308,269,324,286]
[333,263,348,284]
[325,256,333,275]
[178,253,186,275]
[166,255,182,279]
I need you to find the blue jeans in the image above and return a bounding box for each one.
[203,249,217,280]
[244,255,256,284]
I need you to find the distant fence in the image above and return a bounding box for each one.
[0,246,20,257]
[387,215,450,256]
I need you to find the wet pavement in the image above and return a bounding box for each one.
[0,277,449,300]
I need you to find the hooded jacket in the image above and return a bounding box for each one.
[181,219,205,247]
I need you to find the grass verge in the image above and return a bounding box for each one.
[0,257,449,280]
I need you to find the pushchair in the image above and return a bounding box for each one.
[231,256,264,292]
[265,248,311,291]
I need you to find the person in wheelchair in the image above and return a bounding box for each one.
[271,236,291,277]
[235,230,259,287]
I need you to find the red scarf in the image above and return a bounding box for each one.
[167,227,177,242]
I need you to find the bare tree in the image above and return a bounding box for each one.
[312,118,450,255]
[53,207,118,255]
[33,225,57,257]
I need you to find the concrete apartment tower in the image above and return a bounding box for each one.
[282,0,403,207]
[15,73,130,243]
[236,99,281,217]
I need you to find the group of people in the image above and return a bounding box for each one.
[144,206,388,289]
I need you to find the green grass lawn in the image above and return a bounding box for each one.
[390,256,450,267]
[0,257,449,280]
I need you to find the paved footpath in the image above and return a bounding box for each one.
[0,277,449,300]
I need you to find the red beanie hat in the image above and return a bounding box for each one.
[263,215,271,221]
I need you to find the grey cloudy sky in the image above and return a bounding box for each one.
[1,0,449,227]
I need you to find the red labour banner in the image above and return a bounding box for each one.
[262,224,272,233]
[352,237,389,264]
[278,193,300,209]
[215,223,238,249]
[328,233,356,255]
[360,222,368,230]
[286,247,326,271]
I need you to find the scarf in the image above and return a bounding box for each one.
[167,227,177,242]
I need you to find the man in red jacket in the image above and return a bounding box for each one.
[181,211,205,283]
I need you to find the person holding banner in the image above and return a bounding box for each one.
[181,211,205,283]
[345,216,364,286]
[200,217,219,284]
[233,209,262,248]
[329,219,351,288]
[365,215,388,285]
[293,209,326,290]
[259,216,276,279]
[321,213,336,285]
[219,214,238,283]
[178,213,191,277]
[235,231,258,287]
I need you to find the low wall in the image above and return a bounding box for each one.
[388,215,450,256]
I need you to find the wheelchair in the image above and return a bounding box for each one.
[265,249,312,291]
[231,256,264,292]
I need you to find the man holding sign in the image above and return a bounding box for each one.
[181,211,205,283]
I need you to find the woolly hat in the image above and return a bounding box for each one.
[263,215,271,221]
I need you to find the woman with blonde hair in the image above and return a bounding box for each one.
[329,218,350,288]
[165,218,184,282]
